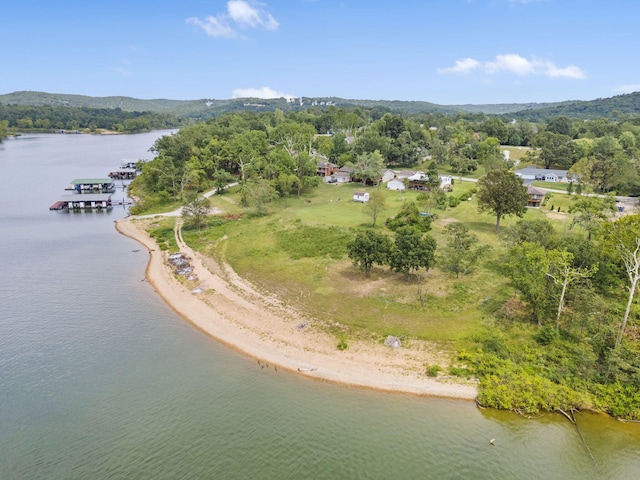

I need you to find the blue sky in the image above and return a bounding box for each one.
[2,0,639,105]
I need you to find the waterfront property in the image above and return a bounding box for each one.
[50,193,112,210]
[65,178,116,193]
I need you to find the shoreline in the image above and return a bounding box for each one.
[115,216,478,401]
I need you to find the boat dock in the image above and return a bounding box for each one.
[65,178,116,193]
[50,159,139,212]
[49,194,113,210]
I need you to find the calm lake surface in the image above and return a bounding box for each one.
[1,132,639,479]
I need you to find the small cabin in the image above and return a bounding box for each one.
[353,191,370,203]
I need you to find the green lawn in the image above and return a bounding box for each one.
[179,181,575,351]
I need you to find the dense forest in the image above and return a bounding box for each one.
[0,103,183,134]
[127,105,640,418]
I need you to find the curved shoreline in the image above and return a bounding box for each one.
[115,216,478,401]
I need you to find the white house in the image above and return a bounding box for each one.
[327,171,351,184]
[515,167,576,183]
[381,169,395,183]
[439,175,453,191]
[386,179,405,191]
[353,191,370,202]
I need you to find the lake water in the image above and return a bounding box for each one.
[1,132,639,479]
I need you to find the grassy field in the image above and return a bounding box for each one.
[178,180,576,360]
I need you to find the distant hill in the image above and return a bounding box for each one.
[2,90,639,120]
[506,92,640,121]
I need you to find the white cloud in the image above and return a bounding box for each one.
[436,58,480,74]
[228,0,279,30]
[438,54,585,79]
[231,86,295,100]
[186,16,236,38]
[187,1,278,38]
[615,84,640,94]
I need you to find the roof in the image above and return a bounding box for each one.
[516,167,569,177]
[527,186,546,195]
[353,191,367,196]
[69,178,114,185]
[59,194,112,201]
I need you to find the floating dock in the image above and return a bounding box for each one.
[49,194,112,210]
[108,167,137,180]
[65,178,116,193]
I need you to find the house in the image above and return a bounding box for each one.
[327,171,352,184]
[527,186,546,207]
[381,169,395,183]
[353,191,370,202]
[317,161,340,178]
[439,175,453,191]
[396,170,417,180]
[515,167,576,183]
[386,179,406,191]
[407,171,430,190]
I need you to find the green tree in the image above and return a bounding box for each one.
[389,226,437,280]
[546,250,597,333]
[247,178,276,216]
[181,195,210,230]
[363,189,387,227]
[500,219,556,249]
[385,201,432,232]
[569,195,616,240]
[440,222,486,278]
[213,170,235,194]
[508,242,554,326]
[477,137,504,170]
[601,215,640,348]
[531,132,578,169]
[476,169,528,232]
[346,230,392,277]
[351,150,384,185]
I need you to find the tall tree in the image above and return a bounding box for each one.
[546,250,597,333]
[440,222,486,278]
[181,195,210,230]
[601,215,640,348]
[389,226,437,280]
[508,242,554,326]
[476,169,528,232]
[363,189,387,227]
[346,230,392,277]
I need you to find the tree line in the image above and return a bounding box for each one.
[0,103,183,134]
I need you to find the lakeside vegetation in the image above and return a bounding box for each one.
[0,103,183,135]
[125,104,640,419]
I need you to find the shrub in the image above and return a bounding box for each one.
[425,364,442,377]
[337,335,348,351]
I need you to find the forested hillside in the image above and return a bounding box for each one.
[0,103,183,133]
[3,90,640,121]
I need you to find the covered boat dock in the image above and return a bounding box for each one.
[65,178,116,193]
[49,193,112,210]
[108,167,137,180]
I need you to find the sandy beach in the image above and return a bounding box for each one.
[115,216,478,400]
